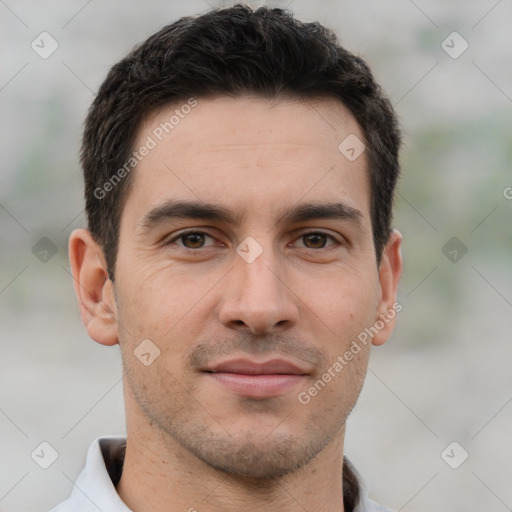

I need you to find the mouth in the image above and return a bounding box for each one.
[203,358,309,399]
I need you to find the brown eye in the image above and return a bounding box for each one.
[302,233,327,248]
[181,232,206,248]
[167,231,215,249]
[298,232,337,249]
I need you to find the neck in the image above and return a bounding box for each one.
[116,409,349,512]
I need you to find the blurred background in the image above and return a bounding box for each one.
[1,1,510,511]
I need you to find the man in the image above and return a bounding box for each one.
[51,4,403,511]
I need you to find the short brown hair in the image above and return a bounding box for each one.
[81,4,401,280]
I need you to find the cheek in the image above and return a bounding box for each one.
[114,264,218,362]
[116,262,190,319]
[306,267,379,332]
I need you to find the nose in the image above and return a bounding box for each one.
[218,244,300,335]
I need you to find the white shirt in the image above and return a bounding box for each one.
[48,436,395,512]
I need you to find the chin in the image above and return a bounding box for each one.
[179,423,333,479]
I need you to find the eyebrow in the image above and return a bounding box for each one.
[138,199,363,232]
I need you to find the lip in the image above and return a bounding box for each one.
[208,358,308,375]
[204,358,309,399]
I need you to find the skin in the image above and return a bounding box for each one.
[69,95,402,512]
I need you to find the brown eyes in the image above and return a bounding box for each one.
[174,232,209,249]
[300,232,334,249]
[167,230,339,250]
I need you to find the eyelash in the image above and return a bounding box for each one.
[165,229,341,250]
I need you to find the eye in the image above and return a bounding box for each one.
[165,230,340,251]
[166,230,216,249]
[294,231,339,249]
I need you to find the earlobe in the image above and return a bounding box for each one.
[372,229,403,347]
[68,228,119,346]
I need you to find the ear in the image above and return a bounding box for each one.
[68,228,119,346]
[371,229,403,346]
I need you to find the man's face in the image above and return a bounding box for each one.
[109,96,398,478]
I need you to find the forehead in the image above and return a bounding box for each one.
[122,95,370,228]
